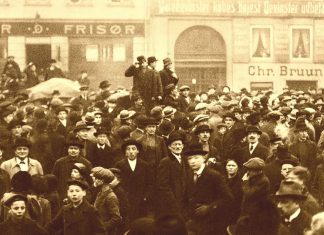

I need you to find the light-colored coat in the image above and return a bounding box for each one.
[0,157,43,178]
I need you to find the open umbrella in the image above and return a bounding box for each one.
[27,78,81,100]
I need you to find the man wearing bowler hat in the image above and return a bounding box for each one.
[242,125,269,162]
[185,142,233,235]
[156,131,191,218]
[44,59,65,81]
[125,55,147,94]
[142,56,163,114]
[159,57,179,96]
[0,137,43,178]
[275,180,311,235]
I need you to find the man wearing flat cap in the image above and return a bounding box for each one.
[156,131,191,218]
[115,139,153,222]
[241,157,270,215]
[242,125,269,162]
[275,180,311,235]
[185,142,233,235]
[125,55,147,94]
[159,57,179,96]
[178,85,191,114]
[142,56,163,114]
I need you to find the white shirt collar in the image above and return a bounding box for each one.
[288,208,301,222]
[97,143,105,149]
[15,157,28,171]
[128,158,137,171]
[195,164,206,176]
[59,119,67,126]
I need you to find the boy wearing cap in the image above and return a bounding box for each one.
[47,179,105,235]
[185,142,233,235]
[55,106,71,138]
[0,194,48,235]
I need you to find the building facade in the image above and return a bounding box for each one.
[149,0,324,93]
[0,0,147,89]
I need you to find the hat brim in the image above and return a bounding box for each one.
[294,127,308,133]
[194,128,213,135]
[121,142,142,152]
[247,130,262,135]
[275,194,307,201]
[184,150,208,157]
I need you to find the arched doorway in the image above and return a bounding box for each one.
[174,26,226,92]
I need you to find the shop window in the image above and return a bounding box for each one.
[290,26,312,61]
[25,0,51,5]
[86,45,99,62]
[250,26,272,60]
[113,44,126,62]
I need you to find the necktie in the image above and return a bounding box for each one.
[250,144,254,154]
[194,173,200,183]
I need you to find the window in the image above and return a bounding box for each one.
[113,44,126,61]
[250,26,272,60]
[86,45,99,62]
[290,26,312,61]
[25,0,51,5]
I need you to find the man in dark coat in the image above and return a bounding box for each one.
[222,112,239,160]
[2,56,22,79]
[124,55,147,94]
[156,131,191,218]
[159,57,179,96]
[185,142,233,235]
[163,84,180,110]
[44,59,65,81]
[115,139,153,222]
[241,125,269,162]
[142,56,163,114]
[178,85,191,114]
[276,180,311,235]
[51,138,92,199]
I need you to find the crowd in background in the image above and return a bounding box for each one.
[1,55,324,234]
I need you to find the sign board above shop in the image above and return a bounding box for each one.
[0,22,145,37]
[153,0,324,17]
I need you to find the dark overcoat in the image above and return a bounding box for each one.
[0,216,48,235]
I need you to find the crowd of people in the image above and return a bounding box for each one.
[1,54,324,234]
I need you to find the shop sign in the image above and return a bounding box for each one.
[0,22,145,37]
[155,0,324,17]
[247,64,324,78]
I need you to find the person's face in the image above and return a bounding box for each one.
[315,117,322,125]
[67,185,85,204]
[181,89,189,97]
[297,130,308,142]
[201,94,208,102]
[68,146,80,157]
[4,113,14,123]
[150,61,157,68]
[81,72,87,79]
[234,112,242,121]
[107,102,116,109]
[226,160,239,176]
[247,132,260,143]
[171,88,178,97]
[11,125,22,137]
[218,127,227,135]
[134,98,143,106]
[168,140,184,155]
[93,177,104,188]
[187,155,205,171]
[58,111,67,120]
[10,201,26,219]
[125,145,139,160]
[145,125,156,135]
[224,117,235,128]
[281,164,294,178]
[242,112,250,120]
[287,172,304,186]
[77,129,88,140]
[198,131,210,143]
[15,146,29,159]
[71,169,81,179]
[94,114,102,124]
[277,199,300,217]
[97,134,107,145]
[270,141,282,154]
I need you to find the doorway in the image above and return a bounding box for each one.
[26,44,51,73]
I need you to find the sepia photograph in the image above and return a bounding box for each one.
[1,0,324,234]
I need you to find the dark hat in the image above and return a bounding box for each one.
[243,157,265,170]
[163,106,176,118]
[179,85,190,91]
[56,106,68,115]
[216,123,227,129]
[66,179,89,190]
[294,117,308,132]
[275,180,306,200]
[136,55,146,62]
[4,194,27,208]
[183,142,208,157]
[11,171,33,192]
[280,157,299,167]
[84,114,95,126]
[73,121,90,132]
[99,80,111,89]
[94,127,109,137]
[71,163,89,178]
[167,131,184,146]
[232,107,242,114]
[13,138,31,149]
[194,124,213,135]
[121,139,142,152]
[49,59,56,63]
[147,56,158,64]
[134,114,148,128]
[246,112,261,125]
[52,90,60,96]
[65,137,84,148]
[150,106,163,120]
[131,93,142,102]
[246,125,262,135]
[222,112,237,121]
[270,134,282,143]
[127,217,155,235]
[79,85,89,91]
[91,167,115,183]
[158,120,175,136]
[7,55,14,59]
[163,57,172,66]
[276,144,291,160]
[143,117,159,126]
[7,119,24,130]
[115,126,132,139]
